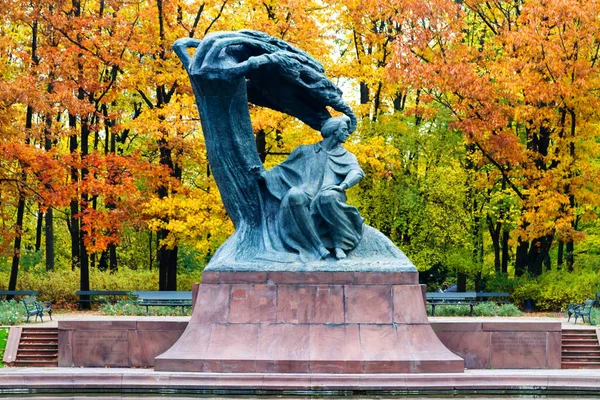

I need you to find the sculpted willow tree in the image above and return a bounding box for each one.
[390,0,600,276]
[173,30,409,268]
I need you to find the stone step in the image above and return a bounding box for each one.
[562,351,600,357]
[18,348,58,355]
[22,329,58,334]
[17,353,58,360]
[20,338,58,344]
[563,333,597,339]
[19,343,58,349]
[562,361,600,369]
[562,339,599,345]
[563,358,600,364]
[13,360,58,367]
[21,335,58,341]
[562,345,600,351]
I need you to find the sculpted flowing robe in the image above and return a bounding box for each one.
[263,142,365,261]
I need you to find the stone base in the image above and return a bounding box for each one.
[155,271,464,373]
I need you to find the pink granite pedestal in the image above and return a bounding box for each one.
[155,270,464,373]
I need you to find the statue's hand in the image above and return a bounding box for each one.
[333,183,348,192]
[173,38,201,49]
[248,165,265,180]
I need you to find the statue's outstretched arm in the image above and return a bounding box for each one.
[173,38,202,71]
[340,169,364,190]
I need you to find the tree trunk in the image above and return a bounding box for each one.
[256,129,267,162]
[109,243,117,272]
[557,240,564,267]
[98,251,108,271]
[457,272,467,292]
[527,235,553,277]
[44,115,54,271]
[69,122,80,270]
[501,229,509,274]
[515,239,529,277]
[9,23,39,296]
[7,198,26,300]
[35,207,43,252]
[45,208,54,271]
[359,82,369,105]
[79,111,91,310]
[487,217,501,273]
[566,241,574,272]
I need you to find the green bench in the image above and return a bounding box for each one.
[133,291,192,316]
[76,290,132,309]
[21,297,52,323]
[0,290,39,300]
[426,291,510,316]
[568,299,594,325]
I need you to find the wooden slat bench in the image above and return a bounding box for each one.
[132,291,192,316]
[426,291,511,316]
[426,292,477,316]
[75,290,132,310]
[0,290,39,300]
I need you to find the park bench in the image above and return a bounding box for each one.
[133,291,193,316]
[21,296,52,323]
[568,299,594,325]
[426,291,511,316]
[75,290,132,310]
[475,292,510,302]
[0,290,39,300]
[426,292,477,316]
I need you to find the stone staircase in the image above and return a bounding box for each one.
[14,327,58,367]
[562,328,600,369]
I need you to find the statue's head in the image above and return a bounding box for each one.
[321,116,351,141]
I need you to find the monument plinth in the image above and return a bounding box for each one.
[155,269,464,373]
[157,30,464,374]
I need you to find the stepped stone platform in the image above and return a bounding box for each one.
[155,270,464,373]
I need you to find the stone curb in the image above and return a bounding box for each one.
[1,369,600,394]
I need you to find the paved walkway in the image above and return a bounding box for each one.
[1,367,600,394]
[11,312,589,329]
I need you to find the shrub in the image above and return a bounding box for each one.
[0,300,24,326]
[0,328,7,367]
[427,302,523,317]
[511,268,600,311]
[497,303,523,317]
[100,300,192,317]
[0,265,204,308]
[428,304,471,316]
[472,302,500,316]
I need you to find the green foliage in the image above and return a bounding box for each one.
[100,300,192,316]
[483,273,522,293]
[0,265,204,308]
[0,300,24,325]
[0,328,8,367]
[353,112,476,277]
[427,302,523,317]
[511,268,600,311]
[591,308,600,326]
[497,303,524,317]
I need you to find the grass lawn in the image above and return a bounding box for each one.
[0,328,8,368]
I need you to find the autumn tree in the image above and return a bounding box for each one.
[390,0,600,277]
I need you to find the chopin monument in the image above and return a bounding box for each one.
[156,30,463,373]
